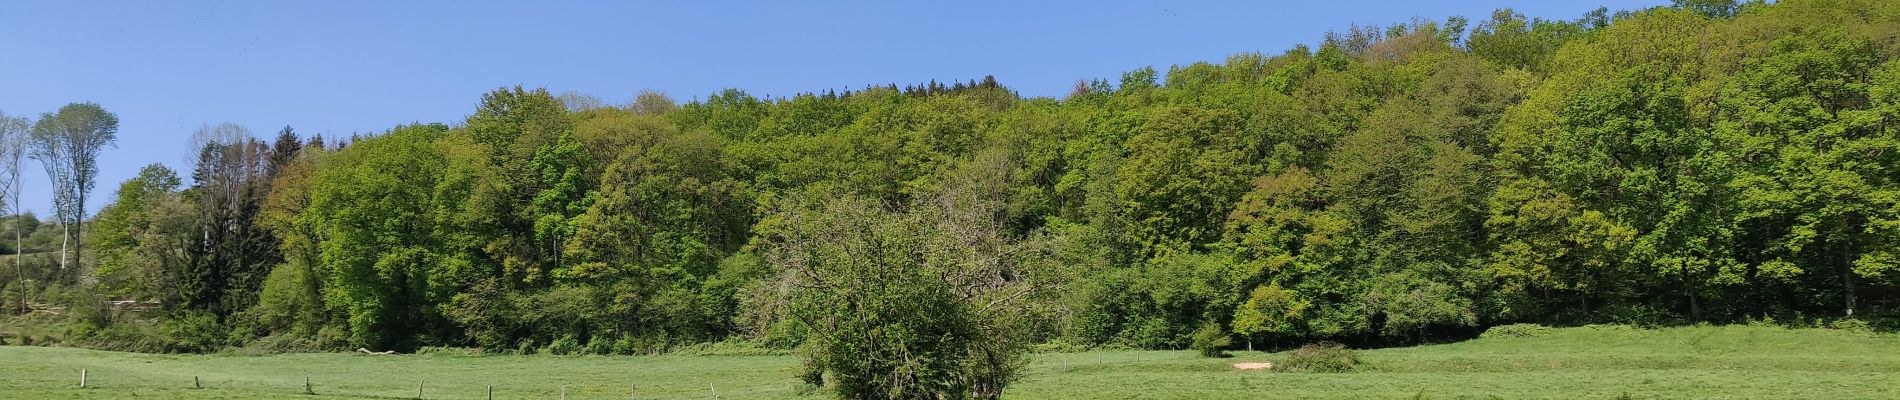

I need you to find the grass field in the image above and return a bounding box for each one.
[1,325,1896,399]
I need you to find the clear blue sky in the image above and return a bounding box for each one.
[0,0,1664,217]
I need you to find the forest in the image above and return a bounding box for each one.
[3,0,1899,398]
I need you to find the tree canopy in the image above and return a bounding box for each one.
[10,1,1900,398]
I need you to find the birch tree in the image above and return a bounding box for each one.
[0,111,27,312]
[29,103,118,280]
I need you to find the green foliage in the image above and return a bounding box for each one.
[1466,9,1590,72]
[31,4,1900,400]
[1280,342,1363,373]
[1114,107,1255,255]
[1479,323,1555,338]
[249,258,324,337]
[765,191,1045,399]
[182,131,288,317]
[89,164,189,302]
[1830,318,1873,334]
[29,102,118,280]
[541,334,581,355]
[303,123,490,350]
[1232,284,1309,339]
[159,312,229,353]
[1030,339,1090,354]
[1190,322,1231,358]
[70,312,227,354]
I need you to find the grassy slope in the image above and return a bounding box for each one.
[1,325,1895,399]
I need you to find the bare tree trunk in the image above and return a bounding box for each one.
[1842,241,1857,317]
[58,224,68,278]
[1689,293,1702,321]
[1844,268,1858,317]
[9,159,20,315]
[73,195,83,285]
[14,206,22,314]
[1682,264,1702,321]
[70,184,83,287]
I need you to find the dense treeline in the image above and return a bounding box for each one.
[5,0,1900,397]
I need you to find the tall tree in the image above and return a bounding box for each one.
[186,122,249,167]
[556,91,607,112]
[29,102,118,279]
[304,124,495,350]
[91,164,190,302]
[268,126,302,175]
[463,86,571,284]
[184,123,281,316]
[0,111,27,313]
[251,134,329,337]
[628,89,678,115]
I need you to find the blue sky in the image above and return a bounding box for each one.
[0,0,1664,217]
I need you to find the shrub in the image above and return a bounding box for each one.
[77,324,161,352]
[543,335,581,355]
[755,317,810,350]
[223,313,265,348]
[1745,315,1779,327]
[515,338,536,355]
[161,312,229,353]
[1830,318,1873,334]
[769,196,1039,399]
[611,334,639,355]
[1190,322,1231,358]
[74,314,228,353]
[671,338,786,356]
[416,346,483,356]
[316,325,349,346]
[1480,323,1554,339]
[240,333,336,354]
[1603,304,1673,327]
[628,332,671,355]
[583,336,611,355]
[1280,342,1361,373]
[1580,324,1637,333]
[1120,316,1183,350]
[792,381,821,396]
[797,348,825,387]
[1031,339,1090,354]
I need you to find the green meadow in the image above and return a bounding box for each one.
[3,325,1894,399]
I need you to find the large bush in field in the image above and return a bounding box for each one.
[1280,342,1362,373]
[762,184,1053,399]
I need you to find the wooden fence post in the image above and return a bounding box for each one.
[417,381,424,399]
[194,376,201,389]
[79,368,87,388]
